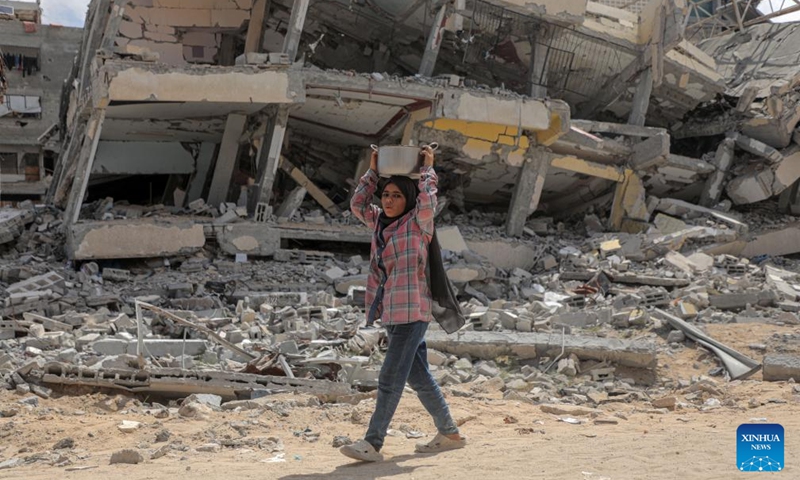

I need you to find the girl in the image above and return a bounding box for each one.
[341,145,467,462]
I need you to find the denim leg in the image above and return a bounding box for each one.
[364,322,427,451]
[406,326,459,436]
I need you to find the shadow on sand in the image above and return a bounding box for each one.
[279,453,438,480]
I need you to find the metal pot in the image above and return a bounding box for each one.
[370,142,438,178]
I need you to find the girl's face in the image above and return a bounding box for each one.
[381,183,407,218]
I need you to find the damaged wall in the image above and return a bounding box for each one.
[118,0,254,65]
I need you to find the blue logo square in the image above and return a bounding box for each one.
[737,424,784,472]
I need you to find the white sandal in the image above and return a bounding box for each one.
[415,433,467,453]
[340,439,384,462]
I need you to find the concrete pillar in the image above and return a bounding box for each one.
[218,34,237,66]
[254,106,290,207]
[48,117,88,207]
[275,185,307,219]
[419,4,449,78]
[282,0,310,63]
[245,0,270,54]
[506,147,549,237]
[100,0,126,53]
[64,109,106,225]
[207,113,247,207]
[608,169,648,231]
[186,143,216,203]
[628,67,653,127]
[529,37,549,98]
[699,137,734,207]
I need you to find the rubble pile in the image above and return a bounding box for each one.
[3,196,800,473]
[3,200,800,399]
[4,0,800,473]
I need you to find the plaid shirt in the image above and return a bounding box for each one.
[350,167,437,326]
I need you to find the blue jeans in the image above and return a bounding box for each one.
[364,321,459,451]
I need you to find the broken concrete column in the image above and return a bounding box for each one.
[528,30,549,98]
[628,67,653,127]
[699,138,734,207]
[730,132,783,164]
[779,179,800,215]
[282,0,310,62]
[254,106,289,208]
[608,170,648,231]
[275,186,307,219]
[419,3,449,77]
[741,224,800,257]
[64,109,107,224]
[656,197,748,233]
[506,147,549,237]
[772,147,800,195]
[426,331,656,369]
[186,143,216,204]
[726,169,774,205]
[629,132,669,170]
[207,114,247,207]
[245,0,269,54]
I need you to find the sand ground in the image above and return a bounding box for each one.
[1,323,797,480]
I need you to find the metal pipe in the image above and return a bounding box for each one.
[744,3,800,26]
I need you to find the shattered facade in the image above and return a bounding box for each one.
[0,1,82,200]
[2,1,800,473]
[36,0,739,261]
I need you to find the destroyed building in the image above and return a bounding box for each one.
[31,0,733,260]
[0,1,82,201]
[3,2,800,472]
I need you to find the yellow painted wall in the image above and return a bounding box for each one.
[421,118,530,167]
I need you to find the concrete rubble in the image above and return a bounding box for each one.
[2,0,800,472]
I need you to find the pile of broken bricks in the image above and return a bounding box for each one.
[2,193,800,415]
[3,199,800,470]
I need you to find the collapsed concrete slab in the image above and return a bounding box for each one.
[0,209,34,244]
[773,147,800,195]
[215,224,281,257]
[741,224,800,258]
[726,169,775,205]
[68,220,205,260]
[19,361,353,402]
[466,240,540,271]
[426,330,657,369]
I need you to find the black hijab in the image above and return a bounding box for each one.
[378,176,419,230]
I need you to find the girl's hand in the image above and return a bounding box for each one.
[370,150,378,172]
[421,145,434,167]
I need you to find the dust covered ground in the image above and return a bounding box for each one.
[2,323,798,480]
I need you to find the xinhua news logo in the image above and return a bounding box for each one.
[737,424,784,472]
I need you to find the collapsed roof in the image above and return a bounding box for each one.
[14,0,796,260]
